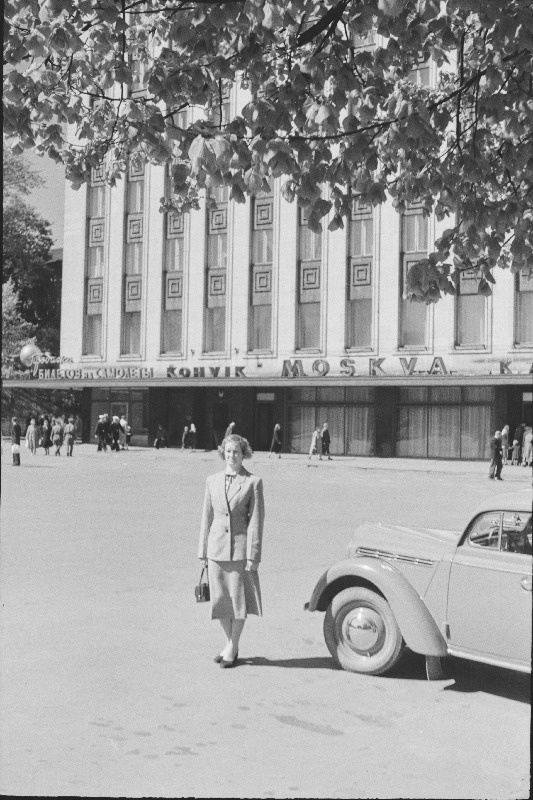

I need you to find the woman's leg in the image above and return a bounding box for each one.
[229,619,245,659]
[218,618,232,658]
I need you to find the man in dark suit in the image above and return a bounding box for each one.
[489,430,503,480]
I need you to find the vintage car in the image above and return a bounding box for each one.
[305,491,532,678]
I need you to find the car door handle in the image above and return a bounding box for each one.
[520,577,532,591]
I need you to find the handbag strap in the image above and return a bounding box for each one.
[200,564,208,582]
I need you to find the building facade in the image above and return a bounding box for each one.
[55,102,532,457]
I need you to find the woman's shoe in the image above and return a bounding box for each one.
[219,651,239,668]
[214,654,224,663]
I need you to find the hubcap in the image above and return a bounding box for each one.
[342,606,386,656]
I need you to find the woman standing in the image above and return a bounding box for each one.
[501,424,510,464]
[309,426,322,460]
[51,418,63,456]
[269,423,282,458]
[198,434,265,668]
[41,419,52,455]
[26,418,38,455]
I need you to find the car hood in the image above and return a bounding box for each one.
[346,522,460,564]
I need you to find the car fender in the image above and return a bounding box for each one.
[306,558,447,657]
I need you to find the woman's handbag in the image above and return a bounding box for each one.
[195,565,210,602]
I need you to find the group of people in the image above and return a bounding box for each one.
[309,423,332,461]
[489,421,533,480]
[10,414,77,462]
[95,414,132,452]
[153,423,197,450]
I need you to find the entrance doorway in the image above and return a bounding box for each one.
[255,403,274,451]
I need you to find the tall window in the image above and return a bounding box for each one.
[162,176,185,354]
[455,269,486,347]
[204,185,228,352]
[515,269,533,345]
[399,204,428,348]
[83,165,106,356]
[408,58,430,86]
[121,159,144,355]
[207,82,231,127]
[249,189,273,350]
[297,206,321,349]
[347,197,373,349]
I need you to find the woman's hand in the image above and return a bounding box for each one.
[245,560,258,571]
[200,558,208,567]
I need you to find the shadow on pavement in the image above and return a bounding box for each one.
[241,656,340,670]
[442,657,531,703]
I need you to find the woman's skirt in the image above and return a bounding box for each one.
[208,559,262,620]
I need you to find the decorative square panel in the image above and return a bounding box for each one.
[87,278,103,314]
[166,273,183,299]
[351,260,371,286]
[89,218,105,246]
[125,275,142,311]
[459,268,480,295]
[129,159,145,180]
[209,208,227,233]
[254,270,271,293]
[91,164,105,186]
[167,212,184,238]
[301,265,320,291]
[165,272,183,310]
[254,200,273,229]
[127,213,144,242]
[210,272,226,296]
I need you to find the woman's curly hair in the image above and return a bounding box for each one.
[218,433,253,460]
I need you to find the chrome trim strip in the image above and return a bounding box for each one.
[355,546,434,567]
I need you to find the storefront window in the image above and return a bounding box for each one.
[428,406,461,458]
[396,406,428,457]
[346,406,375,455]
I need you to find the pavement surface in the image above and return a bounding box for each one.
[1,444,531,798]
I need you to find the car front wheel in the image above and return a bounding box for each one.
[323,587,404,675]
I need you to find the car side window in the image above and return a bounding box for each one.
[501,513,532,555]
[467,512,502,549]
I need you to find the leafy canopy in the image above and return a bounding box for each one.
[4,0,533,301]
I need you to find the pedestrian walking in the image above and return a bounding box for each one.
[225,421,236,438]
[521,426,532,467]
[63,417,76,456]
[103,414,112,448]
[11,416,21,466]
[198,434,265,669]
[154,424,168,449]
[488,430,503,480]
[181,425,189,451]
[41,419,52,455]
[110,416,122,451]
[321,422,332,460]
[26,418,38,455]
[309,426,322,460]
[125,423,133,449]
[511,439,520,465]
[501,424,509,464]
[51,418,63,456]
[119,415,128,450]
[189,423,197,453]
[268,423,282,458]
[95,415,107,451]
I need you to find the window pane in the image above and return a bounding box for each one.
[83,315,102,356]
[347,298,372,348]
[400,298,427,347]
[205,306,225,351]
[428,406,461,458]
[429,387,461,403]
[249,304,271,350]
[399,387,428,403]
[346,406,375,455]
[298,302,320,348]
[457,294,486,346]
[126,242,142,274]
[502,513,532,555]
[88,246,104,278]
[316,388,344,402]
[517,290,533,344]
[461,405,492,459]
[396,406,427,457]
[463,387,494,403]
[403,216,416,252]
[287,388,315,402]
[162,309,182,353]
[122,311,141,354]
[166,237,184,271]
[288,405,316,453]
[346,387,374,403]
